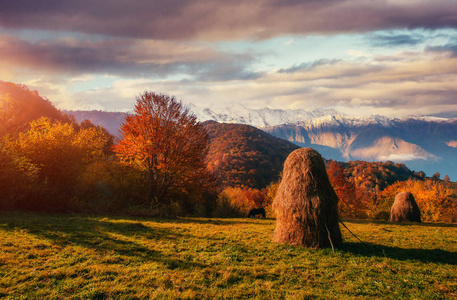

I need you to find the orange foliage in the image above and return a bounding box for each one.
[0,142,39,210]
[0,81,72,135]
[8,117,109,211]
[213,187,269,217]
[243,188,268,208]
[114,92,210,210]
[15,117,108,185]
[338,160,418,193]
[377,179,457,222]
[327,160,373,219]
[204,122,298,189]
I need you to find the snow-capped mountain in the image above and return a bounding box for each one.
[68,104,457,180]
[188,102,344,127]
[263,114,457,180]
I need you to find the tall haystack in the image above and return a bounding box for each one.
[390,192,421,222]
[273,148,342,248]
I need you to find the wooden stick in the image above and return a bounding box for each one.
[339,219,364,244]
[325,222,335,253]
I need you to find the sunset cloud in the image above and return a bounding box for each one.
[1,0,457,117]
[1,0,457,40]
[0,35,261,80]
[49,49,457,117]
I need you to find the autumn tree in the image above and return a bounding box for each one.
[376,179,457,222]
[327,160,356,217]
[0,93,14,137]
[78,119,115,155]
[0,142,39,210]
[326,160,373,218]
[114,92,209,211]
[12,117,109,210]
[243,188,268,208]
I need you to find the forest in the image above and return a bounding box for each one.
[1,81,456,222]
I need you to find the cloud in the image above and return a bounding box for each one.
[61,50,457,115]
[0,35,261,80]
[17,43,457,118]
[1,0,457,40]
[368,32,425,47]
[277,59,341,74]
[426,42,457,56]
[347,50,373,58]
[217,52,457,115]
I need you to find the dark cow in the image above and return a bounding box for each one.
[248,208,266,218]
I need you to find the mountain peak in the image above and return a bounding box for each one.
[190,102,345,127]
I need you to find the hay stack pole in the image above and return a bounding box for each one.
[273,148,342,248]
[390,192,421,222]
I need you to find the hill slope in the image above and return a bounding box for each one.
[203,121,299,189]
[0,81,72,135]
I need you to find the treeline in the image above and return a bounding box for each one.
[0,83,285,217]
[1,82,456,221]
[325,160,457,222]
[1,84,217,216]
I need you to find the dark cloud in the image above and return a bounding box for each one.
[0,35,260,80]
[404,88,457,100]
[368,32,425,47]
[426,42,457,56]
[429,111,457,118]
[194,64,265,82]
[1,0,457,40]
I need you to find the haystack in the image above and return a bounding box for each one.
[390,192,421,222]
[273,148,342,248]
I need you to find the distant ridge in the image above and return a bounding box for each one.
[67,110,128,137]
[67,104,457,180]
[189,102,344,127]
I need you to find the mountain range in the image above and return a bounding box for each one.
[68,103,457,180]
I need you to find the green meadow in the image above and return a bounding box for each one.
[0,212,456,299]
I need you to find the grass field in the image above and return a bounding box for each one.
[0,212,456,299]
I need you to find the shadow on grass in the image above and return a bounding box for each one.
[340,242,457,265]
[1,213,208,270]
[174,217,274,226]
[108,213,272,226]
[342,219,457,228]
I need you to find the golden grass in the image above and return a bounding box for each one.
[0,212,456,299]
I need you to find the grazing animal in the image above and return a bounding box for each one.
[248,208,266,218]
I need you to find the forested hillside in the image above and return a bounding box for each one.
[0,81,72,135]
[336,160,421,192]
[203,121,299,190]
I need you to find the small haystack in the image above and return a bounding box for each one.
[390,192,421,222]
[273,148,342,248]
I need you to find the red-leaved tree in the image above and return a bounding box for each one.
[114,92,209,211]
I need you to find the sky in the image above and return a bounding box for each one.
[1,0,457,117]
